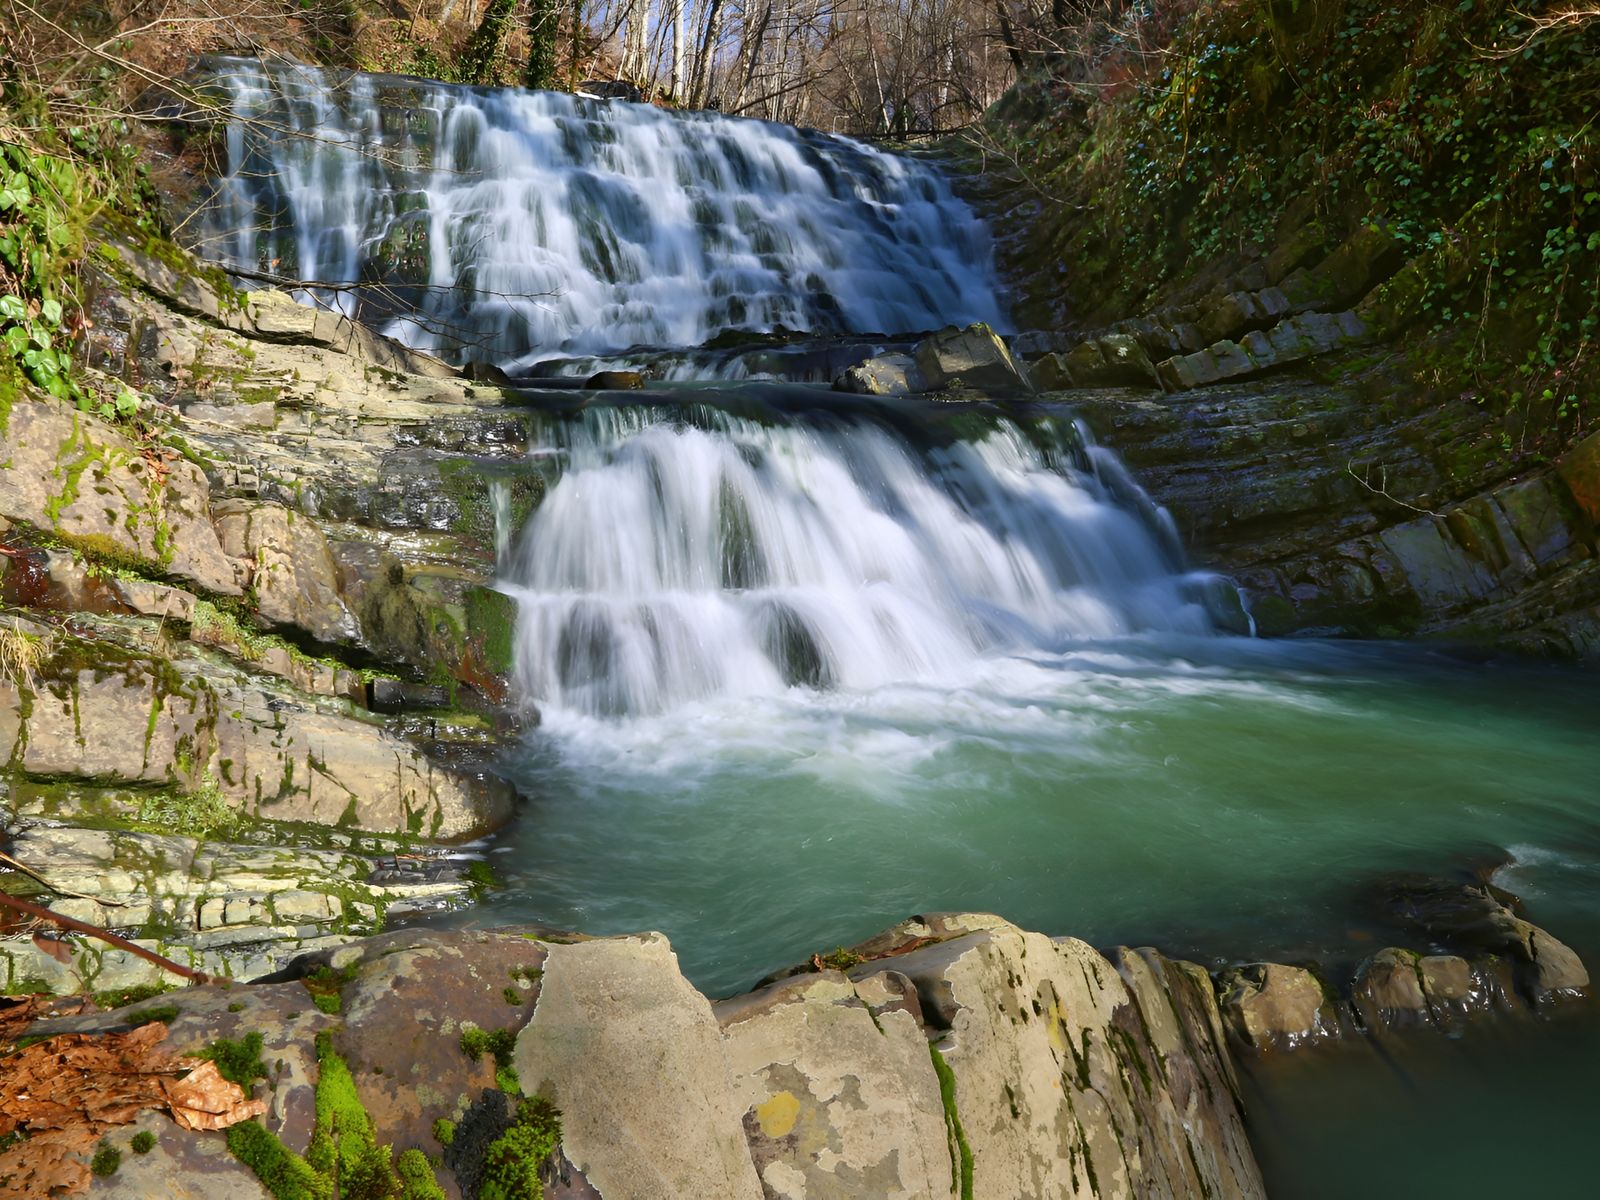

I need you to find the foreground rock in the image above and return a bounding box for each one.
[1,915,1267,1200]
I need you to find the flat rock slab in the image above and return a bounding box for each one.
[512,933,765,1200]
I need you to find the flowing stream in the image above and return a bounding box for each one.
[194,62,1600,1194]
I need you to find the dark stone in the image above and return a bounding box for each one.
[583,370,646,390]
[464,361,516,386]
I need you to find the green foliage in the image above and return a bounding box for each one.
[200,1030,270,1093]
[131,1130,157,1154]
[0,123,150,423]
[125,1004,180,1026]
[992,0,1599,448]
[306,1032,395,1199]
[90,1139,121,1177]
[302,964,354,1015]
[135,773,242,841]
[227,1118,332,1200]
[91,983,172,1010]
[524,0,562,91]
[432,1117,455,1147]
[479,1096,562,1200]
[458,0,520,86]
[464,858,500,901]
[816,946,865,971]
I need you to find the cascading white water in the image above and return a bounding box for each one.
[503,407,1211,717]
[194,57,1006,366]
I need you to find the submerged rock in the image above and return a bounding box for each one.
[1369,872,1591,1008]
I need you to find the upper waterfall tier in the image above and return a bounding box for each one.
[193,58,1007,366]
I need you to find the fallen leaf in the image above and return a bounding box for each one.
[0,1126,96,1200]
[31,933,73,964]
[0,993,90,1051]
[163,1060,268,1132]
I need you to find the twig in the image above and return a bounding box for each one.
[0,851,123,906]
[0,891,212,985]
[1346,460,1439,516]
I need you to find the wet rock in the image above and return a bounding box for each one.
[1556,429,1600,527]
[583,369,645,389]
[1215,962,1338,1052]
[1367,872,1590,1008]
[1036,334,1163,389]
[1511,918,1590,1002]
[833,353,921,395]
[911,322,1032,394]
[1351,948,1429,1029]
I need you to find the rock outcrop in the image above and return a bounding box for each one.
[3,914,1266,1200]
[3,225,530,999]
[1056,372,1600,651]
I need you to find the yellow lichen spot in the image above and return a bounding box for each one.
[1046,1001,1068,1055]
[755,1091,801,1139]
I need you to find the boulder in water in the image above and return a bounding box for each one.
[912,322,1032,394]
[1215,962,1338,1052]
[832,353,922,396]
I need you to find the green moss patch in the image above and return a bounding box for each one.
[929,1041,974,1200]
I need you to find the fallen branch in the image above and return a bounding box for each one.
[0,891,212,986]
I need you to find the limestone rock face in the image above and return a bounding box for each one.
[0,396,241,596]
[8,921,1257,1200]
[511,933,766,1200]
[0,629,511,841]
[857,926,1264,1200]
[913,322,1032,393]
[213,500,359,644]
[491,918,1266,1200]
[717,971,953,1200]
[1215,962,1337,1052]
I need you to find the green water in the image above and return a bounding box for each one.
[459,635,1600,1191]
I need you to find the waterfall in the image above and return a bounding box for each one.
[193,57,1006,367]
[502,405,1212,718]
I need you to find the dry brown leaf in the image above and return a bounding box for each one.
[162,1060,268,1132]
[0,994,90,1050]
[29,933,72,964]
[0,1126,97,1200]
